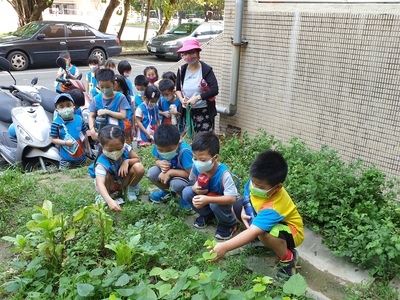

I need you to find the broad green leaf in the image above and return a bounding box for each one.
[26,257,42,271]
[90,268,105,277]
[160,268,179,281]
[283,273,307,296]
[181,266,200,277]
[253,283,266,293]
[128,234,141,248]
[157,283,172,298]
[202,251,217,260]
[26,220,44,232]
[76,283,94,297]
[5,281,21,292]
[65,229,76,241]
[115,273,130,286]
[261,276,274,285]
[42,200,53,217]
[149,267,163,276]
[116,288,135,296]
[2,236,16,243]
[31,213,46,222]
[73,208,86,222]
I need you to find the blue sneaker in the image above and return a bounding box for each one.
[215,224,238,240]
[179,197,192,210]
[127,186,138,201]
[149,190,169,203]
[193,214,215,229]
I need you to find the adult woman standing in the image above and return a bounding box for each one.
[175,39,219,133]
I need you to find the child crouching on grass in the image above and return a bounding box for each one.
[88,125,144,212]
[210,150,304,280]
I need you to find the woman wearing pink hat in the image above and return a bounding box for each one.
[175,38,218,133]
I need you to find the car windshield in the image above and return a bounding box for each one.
[169,23,199,35]
[13,22,43,38]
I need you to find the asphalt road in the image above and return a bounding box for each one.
[0,55,178,90]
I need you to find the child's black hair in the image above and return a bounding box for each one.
[118,60,132,75]
[98,125,125,146]
[250,150,288,186]
[96,68,115,82]
[104,59,116,69]
[144,85,160,100]
[87,55,99,65]
[59,51,70,59]
[162,71,177,84]
[158,79,175,92]
[143,66,159,78]
[67,90,85,108]
[114,74,130,100]
[154,124,180,147]
[191,132,219,157]
[134,75,149,87]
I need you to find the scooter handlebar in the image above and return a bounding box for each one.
[0,85,15,91]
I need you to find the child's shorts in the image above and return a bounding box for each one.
[233,199,295,249]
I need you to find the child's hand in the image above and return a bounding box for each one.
[65,140,75,147]
[163,111,171,118]
[159,160,171,173]
[97,109,108,116]
[108,200,122,212]
[192,195,208,209]
[192,182,208,195]
[241,208,252,228]
[118,160,129,177]
[209,243,227,262]
[158,172,170,185]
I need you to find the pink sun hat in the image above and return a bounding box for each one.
[177,39,202,53]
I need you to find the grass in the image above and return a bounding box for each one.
[0,133,398,299]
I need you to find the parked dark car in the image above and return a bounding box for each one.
[0,21,122,71]
[147,22,223,60]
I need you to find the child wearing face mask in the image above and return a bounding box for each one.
[86,55,100,99]
[182,132,238,240]
[88,69,131,142]
[147,124,192,208]
[114,74,134,144]
[210,151,304,281]
[133,75,149,108]
[50,93,90,169]
[143,66,159,85]
[88,125,144,212]
[135,85,160,147]
[55,51,80,94]
[158,79,181,125]
[117,60,134,101]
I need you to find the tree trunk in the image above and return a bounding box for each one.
[142,0,152,46]
[118,0,130,40]
[157,18,170,35]
[7,0,53,27]
[98,0,119,33]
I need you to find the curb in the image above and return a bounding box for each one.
[119,50,150,56]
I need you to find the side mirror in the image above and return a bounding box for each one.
[37,34,46,40]
[0,57,11,72]
[193,32,199,37]
[31,77,38,85]
[56,56,67,70]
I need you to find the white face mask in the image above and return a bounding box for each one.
[103,148,124,161]
[148,102,156,109]
[193,157,215,173]
[159,148,178,160]
[58,107,74,120]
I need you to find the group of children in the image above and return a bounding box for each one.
[49,51,304,280]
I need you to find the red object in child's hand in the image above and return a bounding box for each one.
[198,173,210,189]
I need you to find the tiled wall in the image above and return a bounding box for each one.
[195,2,400,178]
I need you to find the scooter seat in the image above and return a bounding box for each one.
[39,88,58,114]
[0,93,19,123]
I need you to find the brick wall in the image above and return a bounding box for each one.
[193,2,400,178]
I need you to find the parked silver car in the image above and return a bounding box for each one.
[147,22,223,60]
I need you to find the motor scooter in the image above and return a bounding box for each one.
[0,57,60,171]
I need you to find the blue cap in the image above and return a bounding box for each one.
[54,93,74,104]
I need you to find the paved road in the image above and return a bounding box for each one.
[0,55,178,90]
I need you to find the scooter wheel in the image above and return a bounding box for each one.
[24,158,59,172]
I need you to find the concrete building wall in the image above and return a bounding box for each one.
[195,1,400,178]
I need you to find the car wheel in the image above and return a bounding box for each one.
[7,51,29,71]
[155,55,166,59]
[90,48,106,65]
